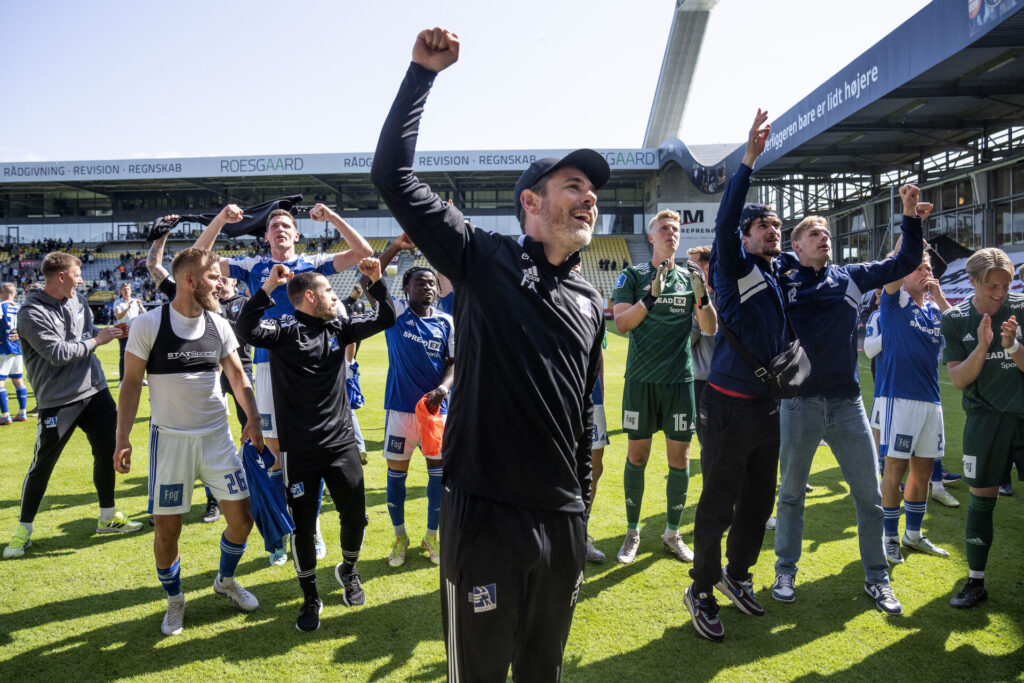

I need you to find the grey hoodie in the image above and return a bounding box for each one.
[17,289,106,409]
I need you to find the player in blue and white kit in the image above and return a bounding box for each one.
[193,202,372,564]
[0,283,28,424]
[379,266,454,568]
[867,285,960,506]
[877,252,953,562]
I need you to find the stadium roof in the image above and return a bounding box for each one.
[756,0,1024,177]
[643,0,719,148]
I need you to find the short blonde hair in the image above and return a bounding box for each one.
[966,247,1013,286]
[41,252,81,279]
[170,247,218,280]
[648,209,680,232]
[790,216,829,243]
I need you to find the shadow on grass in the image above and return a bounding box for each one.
[563,560,1023,681]
[2,558,445,682]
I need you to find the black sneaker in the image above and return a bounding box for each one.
[202,500,220,524]
[296,594,323,632]
[864,582,902,616]
[684,584,724,642]
[715,568,765,616]
[335,564,366,607]
[949,580,988,609]
[999,480,1013,496]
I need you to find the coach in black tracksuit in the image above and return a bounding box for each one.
[237,259,395,632]
[372,28,607,682]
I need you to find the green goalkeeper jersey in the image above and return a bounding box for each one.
[942,292,1024,416]
[612,261,696,384]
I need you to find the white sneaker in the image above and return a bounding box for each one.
[662,532,694,562]
[765,516,777,530]
[884,536,904,565]
[902,532,950,557]
[213,574,258,612]
[161,594,185,636]
[931,488,960,508]
[771,573,796,603]
[616,532,640,564]
[585,535,605,563]
[269,541,288,566]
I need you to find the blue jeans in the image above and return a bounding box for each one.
[774,396,890,585]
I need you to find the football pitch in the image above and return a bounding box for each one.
[0,324,1021,681]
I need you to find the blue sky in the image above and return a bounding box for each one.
[0,0,929,161]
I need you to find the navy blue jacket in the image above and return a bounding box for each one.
[776,214,923,399]
[707,164,788,397]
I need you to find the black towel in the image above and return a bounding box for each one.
[146,195,304,241]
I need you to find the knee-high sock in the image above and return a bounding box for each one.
[386,469,407,533]
[965,494,997,572]
[882,506,901,537]
[157,557,182,597]
[665,465,689,532]
[426,464,442,534]
[931,458,943,483]
[219,533,246,579]
[15,385,26,411]
[0,385,8,414]
[624,460,646,530]
[904,499,927,533]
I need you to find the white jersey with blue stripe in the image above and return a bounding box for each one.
[0,301,21,355]
[384,299,454,414]
[228,253,336,363]
[876,289,942,404]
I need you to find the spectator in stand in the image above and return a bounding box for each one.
[113,283,146,384]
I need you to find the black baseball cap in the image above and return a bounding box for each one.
[513,149,611,223]
[738,203,780,231]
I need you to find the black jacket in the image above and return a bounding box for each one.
[237,281,395,456]
[371,63,603,513]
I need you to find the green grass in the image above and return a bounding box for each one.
[1,325,1022,681]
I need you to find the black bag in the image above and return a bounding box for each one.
[720,314,811,400]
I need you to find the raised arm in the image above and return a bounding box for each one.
[377,233,416,270]
[146,229,172,286]
[712,110,769,281]
[192,204,243,276]
[345,258,397,343]
[308,203,373,271]
[236,264,290,348]
[371,28,495,285]
[854,187,927,291]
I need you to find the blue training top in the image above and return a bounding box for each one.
[383,299,454,414]
[876,288,943,404]
[228,253,337,364]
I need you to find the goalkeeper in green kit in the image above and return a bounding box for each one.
[612,209,717,564]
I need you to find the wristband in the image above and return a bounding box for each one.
[437,385,449,396]
[641,294,657,311]
[1010,340,1020,355]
